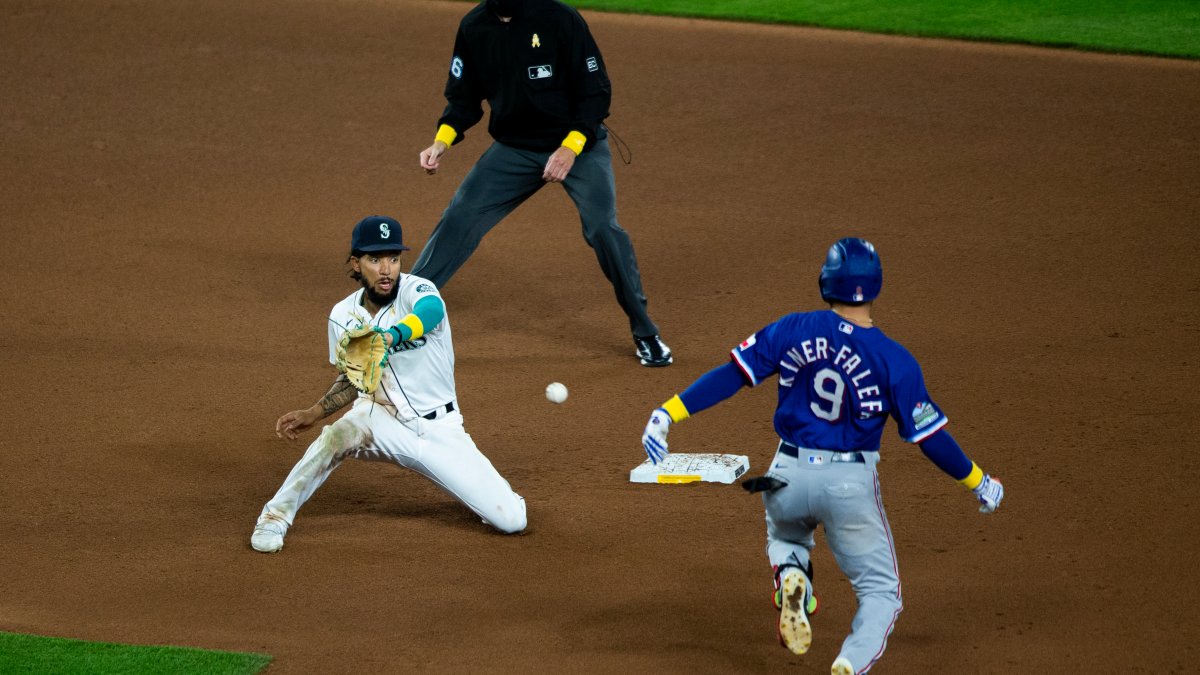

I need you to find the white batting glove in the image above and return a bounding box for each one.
[642,408,672,465]
[973,474,1004,513]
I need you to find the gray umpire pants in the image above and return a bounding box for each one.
[763,446,903,674]
[411,137,658,338]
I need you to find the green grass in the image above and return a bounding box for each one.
[570,0,1200,59]
[0,632,271,675]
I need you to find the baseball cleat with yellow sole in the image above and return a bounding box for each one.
[777,566,814,655]
[774,583,819,614]
[831,656,855,675]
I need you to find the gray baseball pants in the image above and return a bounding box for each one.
[411,138,658,337]
[763,446,903,674]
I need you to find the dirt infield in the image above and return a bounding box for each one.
[3,0,1199,672]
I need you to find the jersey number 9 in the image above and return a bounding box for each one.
[811,367,845,422]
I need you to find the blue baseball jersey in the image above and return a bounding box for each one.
[730,310,947,451]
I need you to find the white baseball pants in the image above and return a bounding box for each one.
[259,398,527,534]
[763,447,902,673]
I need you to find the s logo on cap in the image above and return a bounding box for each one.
[350,215,410,253]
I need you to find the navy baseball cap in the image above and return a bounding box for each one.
[350,215,410,254]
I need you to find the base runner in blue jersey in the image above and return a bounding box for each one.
[640,238,1004,675]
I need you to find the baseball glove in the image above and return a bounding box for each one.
[335,326,390,393]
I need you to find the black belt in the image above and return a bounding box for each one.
[779,440,867,464]
[422,402,455,420]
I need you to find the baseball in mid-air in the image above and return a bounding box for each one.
[545,382,568,404]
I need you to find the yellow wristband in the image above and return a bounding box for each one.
[561,130,587,156]
[435,124,458,147]
[399,314,425,341]
[958,462,984,490]
[662,395,690,423]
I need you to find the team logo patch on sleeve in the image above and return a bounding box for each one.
[415,283,434,293]
[739,334,757,350]
[912,401,939,429]
[586,56,598,72]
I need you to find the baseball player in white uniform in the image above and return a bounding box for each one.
[251,215,527,553]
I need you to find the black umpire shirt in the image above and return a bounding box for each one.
[438,0,612,153]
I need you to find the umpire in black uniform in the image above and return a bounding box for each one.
[416,0,671,367]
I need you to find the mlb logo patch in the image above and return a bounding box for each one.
[528,65,553,79]
[838,321,854,334]
[806,455,824,465]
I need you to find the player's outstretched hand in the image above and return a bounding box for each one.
[973,474,1004,513]
[642,408,672,465]
[276,406,320,440]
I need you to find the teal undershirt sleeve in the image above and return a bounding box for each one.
[392,295,446,342]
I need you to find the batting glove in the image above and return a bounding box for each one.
[973,474,1004,513]
[642,408,672,465]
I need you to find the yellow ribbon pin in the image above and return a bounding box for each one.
[532,33,541,48]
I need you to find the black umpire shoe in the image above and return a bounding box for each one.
[634,335,673,367]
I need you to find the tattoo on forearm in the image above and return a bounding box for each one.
[319,374,358,417]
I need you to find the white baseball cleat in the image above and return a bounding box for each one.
[831,656,855,675]
[778,566,813,655]
[251,516,288,553]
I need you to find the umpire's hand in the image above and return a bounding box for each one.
[543,147,576,183]
[420,141,448,174]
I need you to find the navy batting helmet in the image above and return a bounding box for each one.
[819,238,882,304]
